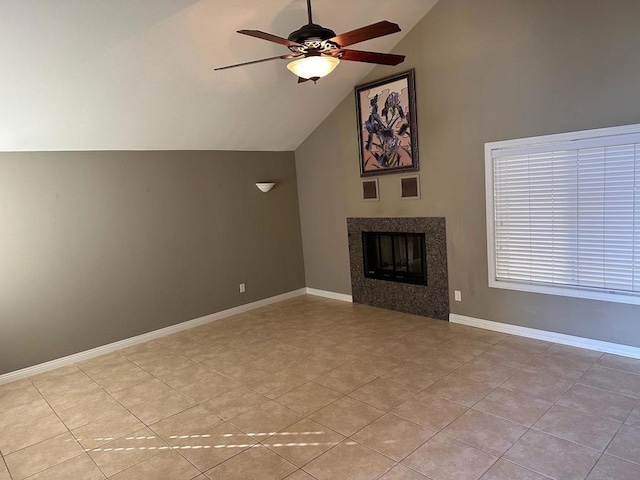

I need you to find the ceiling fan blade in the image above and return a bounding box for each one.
[237,29,301,47]
[215,54,300,71]
[328,21,400,48]
[298,77,310,83]
[333,49,405,66]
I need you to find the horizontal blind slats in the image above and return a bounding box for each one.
[491,135,640,294]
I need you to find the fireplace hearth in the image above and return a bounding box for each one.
[347,217,449,320]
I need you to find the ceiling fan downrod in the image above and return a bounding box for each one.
[306,0,313,25]
[287,0,336,46]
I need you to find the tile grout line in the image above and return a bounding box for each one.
[292,334,504,478]
[30,374,120,479]
[200,441,293,478]
[397,365,521,477]
[371,335,593,479]
[497,433,561,479]
[96,366,212,477]
[489,351,609,480]
[560,382,640,412]
[245,370,397,477]
[587,362,640,378]
[72,359,206,478]
[493,359,632,480]
[56,368,155,472]
[602,451,640,468]
[196,386,305,477]
[582,398,640,478]
[14,377,95,479]
[0,453,13,480]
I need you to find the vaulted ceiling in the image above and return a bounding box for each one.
[0,0,438,151]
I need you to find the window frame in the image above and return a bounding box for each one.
[485,123,640,306]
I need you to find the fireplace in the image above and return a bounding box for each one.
[347,217,449,320]
[362,232,427,285]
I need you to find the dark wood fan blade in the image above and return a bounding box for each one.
[298,77,310,83]
[334,49,405,66]
[215,54,299,71]
[237,30,301,47]
[328,21,400,48]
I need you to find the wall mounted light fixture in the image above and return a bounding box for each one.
[256,182,276,193]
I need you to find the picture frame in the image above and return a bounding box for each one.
[355,69,419,177]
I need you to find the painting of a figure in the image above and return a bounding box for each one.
[355,69,419,176]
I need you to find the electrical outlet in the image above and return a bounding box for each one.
[239,283,246,293]
[454,290,462,302]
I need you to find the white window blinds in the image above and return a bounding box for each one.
[485,124,640,304]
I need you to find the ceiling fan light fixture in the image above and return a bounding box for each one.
[214,0,404,81]
[287,55,340,80]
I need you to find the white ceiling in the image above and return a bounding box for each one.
[0,0,438,152]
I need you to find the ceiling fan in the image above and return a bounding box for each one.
[214,0,406,83]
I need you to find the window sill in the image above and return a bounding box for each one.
[489,278,640,306]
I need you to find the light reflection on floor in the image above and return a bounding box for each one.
[77,430,358,453]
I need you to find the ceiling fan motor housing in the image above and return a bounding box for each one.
[288,24,339,53]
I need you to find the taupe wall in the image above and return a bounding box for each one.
[0,151,305,374]
[295,0,640,346]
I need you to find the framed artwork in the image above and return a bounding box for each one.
[355,69,419,177]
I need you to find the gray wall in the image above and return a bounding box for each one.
[0,150,305,374]
[295,0,640,347]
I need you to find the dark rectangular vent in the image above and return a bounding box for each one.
[362,231,427,285]
[362,180,378,200]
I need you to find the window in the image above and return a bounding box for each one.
[485,124,640,305]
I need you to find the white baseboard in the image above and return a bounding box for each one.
[306,288,353,303]
[450,313,640,360]
[0,288,307,386]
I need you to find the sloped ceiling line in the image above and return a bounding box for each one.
[0,0,438,152]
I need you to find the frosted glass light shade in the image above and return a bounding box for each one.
[256,182,276,192]
[287,56,340,79]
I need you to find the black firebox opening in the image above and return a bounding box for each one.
[362,231,427,285]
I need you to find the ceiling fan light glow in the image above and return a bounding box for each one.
[287,56,340,79]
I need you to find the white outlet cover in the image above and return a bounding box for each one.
[454,290,462,301]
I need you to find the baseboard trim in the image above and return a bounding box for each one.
[306,288,353,303]
[0,288,307,386]
[449,313,640,359]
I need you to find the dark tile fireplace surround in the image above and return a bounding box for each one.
[347,217,449,320]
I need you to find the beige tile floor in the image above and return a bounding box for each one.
[1,295,640,479]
